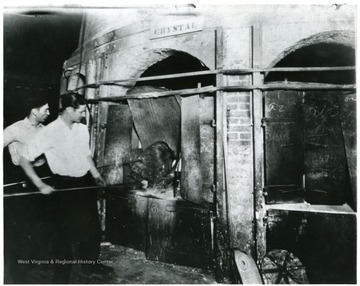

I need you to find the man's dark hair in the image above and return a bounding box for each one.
[24,95,48,115]
[60,92,87,111]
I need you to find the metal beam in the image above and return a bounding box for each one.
[214,27,232,283]
[66,66,355,92]
[84,83,356,103]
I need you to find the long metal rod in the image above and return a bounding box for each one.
[85,83,356,103]
[4,185,111,198]
[67,66,355,92]
[4,185,172,200]
[3,176,52,188]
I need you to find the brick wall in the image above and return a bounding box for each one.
[227,92,252,145]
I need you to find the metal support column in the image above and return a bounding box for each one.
[252,23,267,263]
[214,27,232,283]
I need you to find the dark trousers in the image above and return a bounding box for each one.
[4,163,55,284]
[52,173,101,283]
[4,196,45,283]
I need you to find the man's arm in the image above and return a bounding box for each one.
[87,155,106,186]
[19,155,54,194]
[3,125,15,148]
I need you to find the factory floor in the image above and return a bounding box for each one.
[5,243,217,284]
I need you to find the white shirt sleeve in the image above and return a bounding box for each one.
[3,124,16,148]
[24,129,51,162]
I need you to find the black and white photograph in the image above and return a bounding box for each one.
[2,2,357,284]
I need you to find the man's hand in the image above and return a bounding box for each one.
[38,183,55,195]
[87,156,107,187]
[19,155,54,195]
[94,175,107,187]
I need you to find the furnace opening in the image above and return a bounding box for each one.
[127,51,216,203]
[135,51,215,90]
[103,50,216,204]
[263,41,356,209]
[265,43,355,84]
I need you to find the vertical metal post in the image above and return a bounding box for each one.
[85,59,97,156]
[252,23,266,263]
[90,57,103,157]
[95,52,109,240]
[214,27,232,283]
[96,52,109,169]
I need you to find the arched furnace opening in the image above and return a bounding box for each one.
[263,36,356,284]
[265,43,355,84]
[263,39,356,208]
[135,51,215,90]
[124,51,216,204]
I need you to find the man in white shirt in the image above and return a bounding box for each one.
[3,96,50,283]
[4,100,49,157]
[20,92,113,283]
[4,97,49,166]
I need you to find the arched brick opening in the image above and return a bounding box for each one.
[267,30,355,70]
[106,48,213,97]
[124,48,213,91]
[263,28,356,204]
